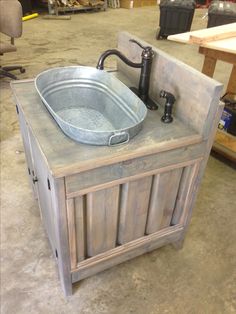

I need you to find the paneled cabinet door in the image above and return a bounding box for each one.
[66,161,200,271]
[28,129,57,254]
[17,105,37,199]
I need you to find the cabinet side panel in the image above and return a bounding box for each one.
[17,106,38,199]
[86,186,120,257]
[29,131,56,251]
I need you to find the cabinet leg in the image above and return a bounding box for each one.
[62,281,73,297]
[58,261,73,297]
[172,238,185,250]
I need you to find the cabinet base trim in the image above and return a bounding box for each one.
[71,224,183,283]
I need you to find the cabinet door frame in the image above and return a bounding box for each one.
[67,158,202,283]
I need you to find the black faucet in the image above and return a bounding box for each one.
[160,90,176,123]
[96,39,158,110]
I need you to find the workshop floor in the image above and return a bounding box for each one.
[1,6,236,314]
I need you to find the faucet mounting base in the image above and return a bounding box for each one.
[130,87,158,111]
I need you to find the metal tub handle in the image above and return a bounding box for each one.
[108,132,130,146]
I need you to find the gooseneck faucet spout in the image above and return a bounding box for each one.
[96,39,158,110]
[97,49,143,70]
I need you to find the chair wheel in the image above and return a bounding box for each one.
[20,68,26,73]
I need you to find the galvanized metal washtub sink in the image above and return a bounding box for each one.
[35,66,147,146]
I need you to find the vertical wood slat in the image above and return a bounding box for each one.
[171,165,194,226]
[160,168,183,228]
[175,162,201,227]
[67,162,199,266]
[74,196,86,263]
[118,176,152,244]
[86,186,120,257]
[67,196,86,268]
[145,168,182,234]
[66,198,77,270]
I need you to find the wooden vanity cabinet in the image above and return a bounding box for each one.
[11,32,223,296]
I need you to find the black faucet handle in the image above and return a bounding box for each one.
[129,39,152,52]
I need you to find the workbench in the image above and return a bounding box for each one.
[168,23,236,162]
[11,32,223,296]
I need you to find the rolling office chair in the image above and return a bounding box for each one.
[0,0,25,80]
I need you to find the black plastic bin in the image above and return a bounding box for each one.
[157,0,196,39]
[207,1,236,28]
[18,0,32,16]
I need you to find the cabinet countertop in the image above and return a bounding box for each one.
[11,79,202,177]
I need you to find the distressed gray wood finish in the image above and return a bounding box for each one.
[10,80,202,178]
[171,165,195,225]
[11,32,223,296]
[86,186,120,256]
[171,102,225,249]
[66,160,202,268]
[118,176,152,244]
[28,129,57,251]
[17,105,38,200]
[72,224,184,283]
[67,159,201,271]
[65,146,204,198]
[50,178,72,297]
[117,32,223,140]
[146,167,183,234]
[74,197,86,263]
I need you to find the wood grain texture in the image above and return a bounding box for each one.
[201,56,217,77]
[171,165,194,225]
[66,199,77,270]
[66,144,205,198]
[168,24,236,54]
[146,168,182,234]
[72,224,183,282]
[29,129,56,250]
[50,178,73,296]
[18,106,38,200]
[189,23,236,44]
[160,168,183,228]
[118,176,152,244]
[117,32,223,140]
[11,67,205,178]
[11,32,224,296]
[179,162,201,226]
[86,186,120,256]
[173,103,225,249]
[201,37,236,55]
[227,64,236,94]
[199,47,236,65]
[74,196,86,262]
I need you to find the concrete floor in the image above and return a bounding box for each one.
[1,6,236,314]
